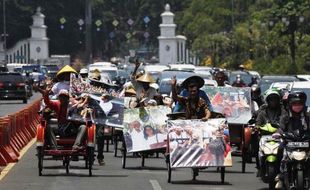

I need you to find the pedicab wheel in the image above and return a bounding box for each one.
[121,141,127,169]
[85,156,89,169]
[113,137,118,157]
[87,147,94,176]
[241,147,246,173]
[122,150,127,169]
[191,168,199,181]
[37,147,44,176]
[220,167,225,184]
[167,163,172,183]
[65,157,70,174]
[141,154,145,167]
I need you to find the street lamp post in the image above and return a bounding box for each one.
[85,0,92,65]
[2,0,7,66]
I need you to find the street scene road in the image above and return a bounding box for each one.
[1,1,309,190]
[0,141,267,190]
[0,93,41,117]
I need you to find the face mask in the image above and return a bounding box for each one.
[291,104,304,113]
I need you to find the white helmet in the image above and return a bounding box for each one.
[80,68,88,74]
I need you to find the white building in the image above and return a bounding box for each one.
[158,4,187,65]
[0,7,49,64]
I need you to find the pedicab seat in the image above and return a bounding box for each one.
[56,137,76,145]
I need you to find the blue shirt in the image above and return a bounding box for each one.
[173,89,213,112]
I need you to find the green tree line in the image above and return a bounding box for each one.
[0,0,309,74]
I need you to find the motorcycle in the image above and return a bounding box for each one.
[258,123,281,189]
[282,130,310,190]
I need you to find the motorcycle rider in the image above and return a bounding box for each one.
[232,75,246,87]
[251,84,265,108]
[255,89,287,173]
[274,91,310,189]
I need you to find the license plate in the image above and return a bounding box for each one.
[287,142,309,148]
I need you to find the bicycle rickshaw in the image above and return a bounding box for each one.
[204,86,253,173]
[165,112,229,183]
[36,110,96,176]
[120,105,170,169]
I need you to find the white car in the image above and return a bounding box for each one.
[168,64,196,71]
[88,62,118,81]
[296,75,310,81]
[288,81,310,106]
[194,66,213,79]
[272,81,310,107]
[144,64,169,81]
[269,82,292,90]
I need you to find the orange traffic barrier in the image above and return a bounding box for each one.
[0,99,41,166]
[0,121,18,164]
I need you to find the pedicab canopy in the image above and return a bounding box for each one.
[67,73,124,127]
[122,106,171,153]
[202,86,252,124]
[167,118,232,168]
[56,65,78,78]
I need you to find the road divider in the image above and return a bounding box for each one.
[0,99,41,167]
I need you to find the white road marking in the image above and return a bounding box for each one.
[150,179,163,190]
[0,138,36,180]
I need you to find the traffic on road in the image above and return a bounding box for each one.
[0,1,309,190]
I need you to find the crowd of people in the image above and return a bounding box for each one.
[34,61,309,189]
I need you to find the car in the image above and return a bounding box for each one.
[0,72,28,103]
[88,62,119,82]
[269,82,292,91]
[168,64,196,72]
[158,70,216,95]
[259,75,300,94]
[228,70,256,86]
[194,66,213,79]
[44,64,59,79]
[144,64,169,82]
[296,75,310,81]
[0,65,8,72]
[288,81,310,107]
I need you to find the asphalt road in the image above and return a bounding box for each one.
[0,94,268,190]
[0,93,41,117]
[0,145,268,190]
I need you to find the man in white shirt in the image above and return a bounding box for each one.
[51,65,77,98]
[131,61,157,105]
[128,120,148,151]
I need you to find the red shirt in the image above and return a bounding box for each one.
[43,95,68,125]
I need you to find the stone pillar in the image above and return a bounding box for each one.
[29,7,49,63]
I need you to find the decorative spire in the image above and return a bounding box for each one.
[165,4,170,12]
[36,7,42,14]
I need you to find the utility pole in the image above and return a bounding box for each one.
[3,0,7,66]
[85,0,92,65]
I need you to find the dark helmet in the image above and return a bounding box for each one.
[288,91,307,105]
[251,84,261,95]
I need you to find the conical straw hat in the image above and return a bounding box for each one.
[56,65,77,77]
[136,73,155,83]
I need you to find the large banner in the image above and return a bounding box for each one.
[203,86,252,124]
[123,106,171,152]
[167,119,232,168]
[67,74,124,127]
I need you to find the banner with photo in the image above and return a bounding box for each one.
[167,119,232,168]
[202,86,252,124]
[123,106,171,152]
[67,74,124,127]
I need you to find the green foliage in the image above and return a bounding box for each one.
[177,0,310,74]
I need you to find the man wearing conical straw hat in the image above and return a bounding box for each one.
[51,65,77,97]
[131,60,157,104]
